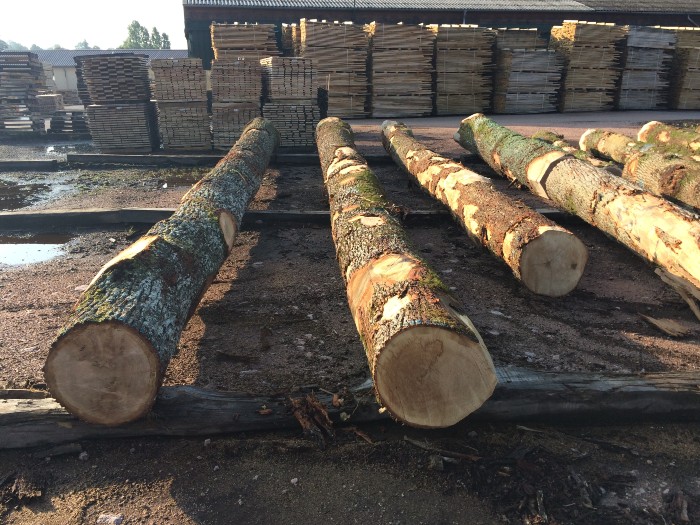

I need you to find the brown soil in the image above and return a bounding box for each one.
[1,116,700,524]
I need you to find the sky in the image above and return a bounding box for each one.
[0,0,188,50]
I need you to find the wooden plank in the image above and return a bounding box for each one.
[0,159,58,172]
[0,207,573,231]
[3,367,700,449]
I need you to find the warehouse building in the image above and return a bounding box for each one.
[182,0,700,67]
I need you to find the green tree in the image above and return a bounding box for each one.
[161,33,171,49]
[120,20,151,49]
[151,28,162,49]
[0,40,7,51]
[6,40,28,51]
[50,44,66,50]
[30,44,43,51]
[75,40,100,50]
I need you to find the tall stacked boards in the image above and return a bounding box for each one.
[261,57,319,147]
[551,21,626,112]
[77,53,157,152]
[210,23,280,61]
[617,27,676,110]
[0,52,44,132]
[430,25,494,115]
[496,28,547,51]
[151,58,210,150]
[299,19,368,118]
[365,23,435,118]
[210,59,262,151]
[668,28,700,109]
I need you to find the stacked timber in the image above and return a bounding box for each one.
[365,22,435,118]
[34,93,64,115]
[210,23,280,61]
[551,21,626,112]
[73,55,91,105]
[0,52,44,132]
[41,63,57,91]
[78,53,157,152]
[299,19,368,118]
[493,49,564,114]
[667,28,700,109]
[151,58,210,151]
[618,27,676,110]
[495,28,546,50]
[261,56,319,147]
[48,110,88,134]
[211,58,262,150]
[430,24,494,115]
[58,90,81,105]
[281,24,295,56]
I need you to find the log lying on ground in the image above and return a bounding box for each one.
[44,118,280,426]
[637,121,700,158]
[580,129,700,210]
[382,121,587,297]
[531,130,621,174]
[455,114,700,291]
[317,117,496,428]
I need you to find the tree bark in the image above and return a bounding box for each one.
[44,118,280,426]
[531,130,621,174]
[637,121,700,159]
[455,113,700,291]
[580,129,700,210]
[316,117,496,428]
[382,121,587,297]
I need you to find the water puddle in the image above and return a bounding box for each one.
[0,177,75,211]
[45,141,93,156]
[0,233,73,266]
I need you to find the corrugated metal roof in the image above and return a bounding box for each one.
[582,0,700,12]
[35,49,189,68]
[182,0,591,11]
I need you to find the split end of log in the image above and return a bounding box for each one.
[375,325,496,429]
[45,322,161,426]
[519,228,588,297]
[637,121,663,143]
[579,128,596,151]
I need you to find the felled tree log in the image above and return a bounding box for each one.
[317,117,496,428]
[637,121,700,158]
[531,130,621,174]
[44,118,280,426]
[455,113,700,291]
[580,129,700,210]
[382,121,587,297]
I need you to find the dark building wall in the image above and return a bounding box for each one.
[184,5,699,67]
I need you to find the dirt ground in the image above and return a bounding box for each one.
[1,113,700,524]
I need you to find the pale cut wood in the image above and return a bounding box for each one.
[638,121,700,157]
[580,128,700,210]
[44,118,280,426]
[317,116,496,428]
[455,113,700,291]
[532,130,621,174]
[382,120,587,296]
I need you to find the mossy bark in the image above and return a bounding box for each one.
[44,118,280,426]
[581,129,700,210]
[455,113,700,291]
[317,116,496,428]
[383,120,587,297]
[638,121,700,156]
[532,129,620,173]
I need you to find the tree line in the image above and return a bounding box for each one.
[0,21,171,52]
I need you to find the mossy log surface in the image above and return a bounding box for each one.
[44,118,280,426]
[316,117,496,428]
[638,121,700,157]
[383,121,587,297]
[455,113,700,290]
[532,129,621,174]
[581,129,700,210]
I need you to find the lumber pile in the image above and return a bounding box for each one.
[494,49,564,114]
[78,53,157,152]
[44,118,280,426]
[365,23,434,118]
[58,90,81,106]
[430,24,494,115]
[317,117,497,428]
[210,23,280,61]
[261,57,319,147]
[299,19,368,118]
[151,58,210,151]
[211,58,262,151]
[668,29,700,109]
[496,28,546,50]
[48,110,88,134]
[35,93,64,115]
[551,21,626,112]
[0,52,44,132]
[618,27,675,110]
[41,62,57,91]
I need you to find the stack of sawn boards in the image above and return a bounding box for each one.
[210,23,280,62]
[551,21,627,112]
[151,58,210,150]
[261,56,319,147]
[493,29,563,114]
[431,24,494,115]
[299,19,368,118]
[0,52,44,132]
[669,28,700,109]
[77,53,157,152]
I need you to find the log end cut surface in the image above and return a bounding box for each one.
[45,322,160,426]
[519,229,588,297]
[375,326,496,428]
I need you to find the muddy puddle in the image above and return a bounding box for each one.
[0,233,73,266]
[0,176,75,211]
